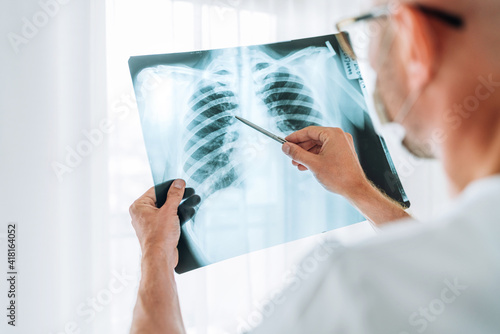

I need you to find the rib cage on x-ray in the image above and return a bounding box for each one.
[130,35,410,272]
[183,50,324,201]
[252,60,323,133]
[183,68,242,199]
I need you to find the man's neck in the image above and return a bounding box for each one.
[443,108,500,194]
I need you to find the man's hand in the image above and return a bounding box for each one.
[129,179,200,334]
[129,179,190,267]
[282,126,410,225]
[282,126,369,200]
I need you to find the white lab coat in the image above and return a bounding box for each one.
[251,175,500,334]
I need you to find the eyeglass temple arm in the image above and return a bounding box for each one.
[335,5,390,31]
[335,6,391,59]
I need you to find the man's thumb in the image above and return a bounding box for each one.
[282,142,316,168]
[161,179,185,216]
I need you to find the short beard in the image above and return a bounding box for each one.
[402,136,436,159]
[374,86,436,159]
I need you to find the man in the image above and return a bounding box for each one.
[129,0,500,332]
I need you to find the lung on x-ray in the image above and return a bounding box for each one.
[129,34,409,273]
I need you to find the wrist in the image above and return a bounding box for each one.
[141,244,178,270]
[343,177,374,203]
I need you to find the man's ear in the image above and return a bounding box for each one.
[394,5,437,91]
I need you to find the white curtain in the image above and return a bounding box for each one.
[0,0,450,333]
[1,0,110,333]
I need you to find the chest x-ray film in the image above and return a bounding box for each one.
[129,34,409,273]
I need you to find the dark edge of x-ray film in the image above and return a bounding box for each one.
[129,34,409,274]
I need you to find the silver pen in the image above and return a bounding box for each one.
[235,116,287,144]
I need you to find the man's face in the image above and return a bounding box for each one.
[370,13,437,159]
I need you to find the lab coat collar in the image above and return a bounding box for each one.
[459,174,500,203]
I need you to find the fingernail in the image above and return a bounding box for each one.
[282,143,291,155]
[173,179,184,189]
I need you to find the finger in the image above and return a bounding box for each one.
[308,145,322,155]
[161,179,186,216]
[136,187,157,206]
[182,194,201,208]
[345,133,356,152]
[282,142,318,169]
[285,126,327,144]
[157,182,195,208]
[297,165,309,171]
[183,187,195,199]
[297,140,319,152]
[178,207,196,226]
[129,187,157,218]
[292,161,309,170]
[154,180,174,208]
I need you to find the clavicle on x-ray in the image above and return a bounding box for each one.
[129,35,409,273]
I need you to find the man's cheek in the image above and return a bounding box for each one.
[369,35,384,70]
[369,43,378,70]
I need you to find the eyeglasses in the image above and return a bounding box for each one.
[335,3,465,60]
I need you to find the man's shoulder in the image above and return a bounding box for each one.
[252,178,500,334]
[325,179,500,305]
[349,175,500,263]
[345,203,498,274]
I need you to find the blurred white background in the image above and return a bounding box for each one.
[0,0,450,333]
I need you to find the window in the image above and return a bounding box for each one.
[105,1,382,332]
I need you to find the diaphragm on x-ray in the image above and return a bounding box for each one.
[129,34,409,273]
